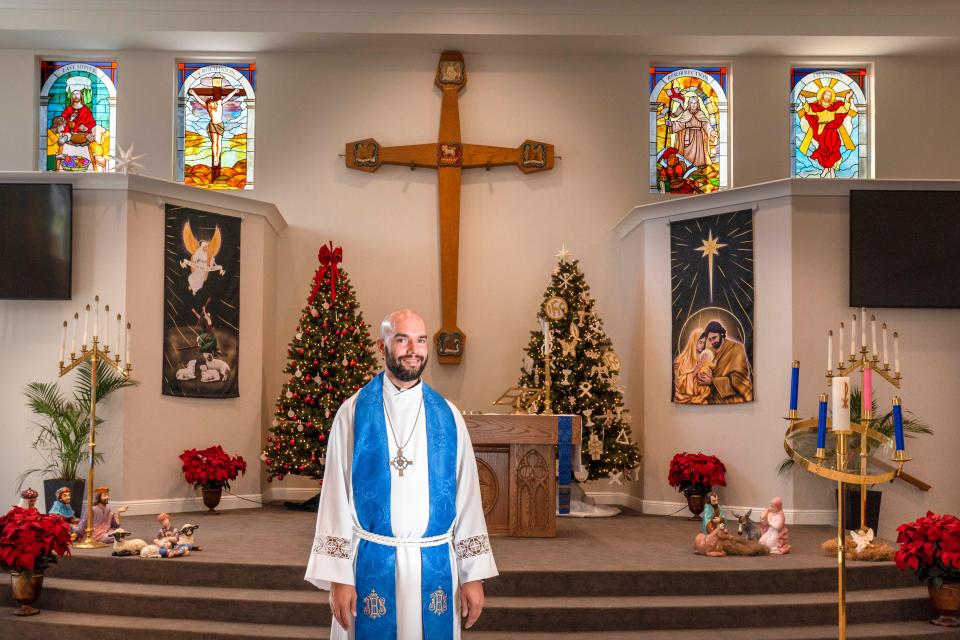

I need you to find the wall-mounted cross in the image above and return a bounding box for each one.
[345,51,556,364]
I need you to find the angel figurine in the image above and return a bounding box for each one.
[179,220,225,295]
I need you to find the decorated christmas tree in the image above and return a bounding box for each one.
[263,242,378,486]
[516,246,641,481]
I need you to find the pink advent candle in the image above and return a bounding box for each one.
[863,367,873,418]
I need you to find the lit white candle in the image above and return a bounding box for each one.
[831,376,852,432]
[871,315,877,357]
[861,307,867,348]
[104,304,110,351]
[82,304,90,349]
[838,322,845,366]
[850,314,857,357]
[59,320,67,363]
[115,314,122,356]
[93,295,99,339]
[882,322,889,367]
[827,330,833,372]
[71,312,78,355]
[125,322,132,366]
[894,331,900,375]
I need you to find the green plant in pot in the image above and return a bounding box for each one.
[779,386,932,531]
[18,361,137,516]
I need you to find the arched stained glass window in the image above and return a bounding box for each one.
[790,67,870,179]
[176,62,256,190]
[39,60,117,173]
[650,66,728,194]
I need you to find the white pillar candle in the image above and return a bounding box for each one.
[894,331,900,375]
[838,322,844,365]
[93,295,99,339]
[831,376,852,432]
[115,314,122,356]
[882,323,889,367]
[871,315,877,357]
[82,304,90,349]
[861,307,867,348]
[541,318,551,356]
[71,312,79,355]
[828,330,833,372]
[59,320,67,363]
[850,314,857,357]
[125,322,132,366]
[104,304,110,350]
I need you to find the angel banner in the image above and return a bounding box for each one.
[162,204,240,398]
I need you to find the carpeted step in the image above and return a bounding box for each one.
[470,587,936,632]
[465,624,960,640]
[0,610,328,640]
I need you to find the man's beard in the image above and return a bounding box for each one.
[385,347,427,382]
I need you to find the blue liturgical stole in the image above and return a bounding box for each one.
[352,373,457,640]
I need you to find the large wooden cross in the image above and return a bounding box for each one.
[345,51,555,364]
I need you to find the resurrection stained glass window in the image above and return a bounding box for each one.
[790,67,870,179]
[176,62,256,190]
[650,66,728,194]
[39,60,117,173]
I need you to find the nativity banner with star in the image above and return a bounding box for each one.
[670,209,754,405]
[162,204,241,398]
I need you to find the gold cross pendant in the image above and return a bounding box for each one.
[391,448,412,477]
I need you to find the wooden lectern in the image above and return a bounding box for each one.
[463,414,580,538]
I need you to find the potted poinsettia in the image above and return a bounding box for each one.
[895,511,960,627]
[667,452,727,518]
[0,506,72,616]
[180,445,247,514]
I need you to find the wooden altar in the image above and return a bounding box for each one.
[463,414,580,538]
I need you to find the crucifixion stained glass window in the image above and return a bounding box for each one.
[39,60,117,173]
[176,61,256,190]
[790,67,870,179]
[650,66,728,194]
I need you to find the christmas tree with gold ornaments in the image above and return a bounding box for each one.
[262,243,377,492]
[516,246,641,481]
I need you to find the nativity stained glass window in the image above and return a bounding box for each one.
[39,60,117,173]
[650,66,728,194]
[790,67,870,179]
[176,62,255,190]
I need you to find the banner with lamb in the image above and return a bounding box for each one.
[162,204,240,398]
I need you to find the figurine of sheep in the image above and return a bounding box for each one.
[111,528,148,557]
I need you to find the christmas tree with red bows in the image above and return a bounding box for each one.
[262,243,378,489]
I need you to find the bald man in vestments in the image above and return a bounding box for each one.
[696,320,753,404]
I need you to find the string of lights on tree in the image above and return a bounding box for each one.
[261,243,377,482]
[517,246,642,482]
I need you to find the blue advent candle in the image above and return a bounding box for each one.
[789,360,800,411]
[892,396,905,451]
[817,393,828,450]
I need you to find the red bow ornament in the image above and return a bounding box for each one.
[309,242,343,305]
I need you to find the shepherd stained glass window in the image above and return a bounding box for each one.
[39,60,117,173]
[790,67,870,179]
[650,66,728,194]
[176,62,256,190]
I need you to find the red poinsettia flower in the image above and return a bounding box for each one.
[0,506,72,576]
[667,452,727,495]
[180,445,247,491]
[894,512,960,588]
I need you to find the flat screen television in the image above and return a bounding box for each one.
[850,190,960,308]
[0,183,73,300]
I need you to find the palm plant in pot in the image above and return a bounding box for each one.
[18,361,137,516]
[778,386,932,531]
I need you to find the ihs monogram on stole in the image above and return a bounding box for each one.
[429,586,448,615]
[363,588,387,619]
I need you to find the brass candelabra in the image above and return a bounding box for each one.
[58,296,133,549]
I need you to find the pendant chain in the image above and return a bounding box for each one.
[384,397,423,453]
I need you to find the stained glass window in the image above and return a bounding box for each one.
[650,66,728,194]
[39,60,117,173]
[790,67,870,179]
[176,62,256,190]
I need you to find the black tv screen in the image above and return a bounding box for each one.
[0,183,72,299]
[850,190,960,308]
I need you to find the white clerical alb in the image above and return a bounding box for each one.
[305,376,498,640]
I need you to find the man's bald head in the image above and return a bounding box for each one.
[378,309,429,387]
